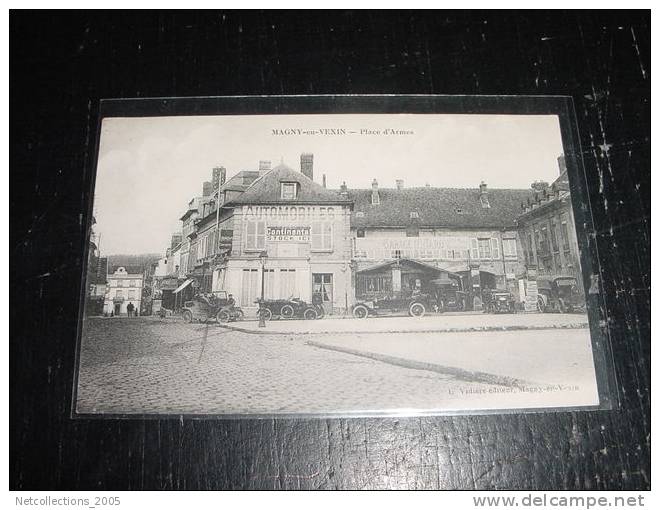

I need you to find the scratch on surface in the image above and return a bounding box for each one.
[630,27,647,79]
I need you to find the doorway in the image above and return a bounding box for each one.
[312,273,333,315]
[114,303,121,316]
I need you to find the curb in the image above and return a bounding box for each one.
[306,340,536,388]
[214,322,590,336]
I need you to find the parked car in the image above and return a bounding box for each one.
[482,288,516,314]
[182,291,244,323]
[352,292,433,319]
[536,276,584,313]
[255,297,325,320]
[430,277,467,312]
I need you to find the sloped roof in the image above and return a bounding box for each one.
[348,187,534,229]
[220,170,260,193]
[228,164,351,205]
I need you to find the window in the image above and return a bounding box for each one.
[470,239,479,260]
[245,221,266,251]
[279,269,296,298]
[502,238,517,257]
[115,290,123,298]
[357,275,392,297]
[480,195,490,208]
[355,211,365,218]
[263,269,275,299]
[561,221,570,251]
[392,249,403,259]
[117,279,124,287]
[240,269,260,306]
[128,290,136,299]
[311,222,333,251]
[357,228,365,238]
[527,233,535,263]
[280,182,298,200]
[478,238,492,259]
[550,221,558,251]
[410,211,419,219]
[490,238,500,259]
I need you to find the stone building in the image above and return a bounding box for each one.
[516,155,583,282]
[347,179,533,308]
[103,266,144,316]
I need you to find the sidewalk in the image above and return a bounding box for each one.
[218,312,590,335]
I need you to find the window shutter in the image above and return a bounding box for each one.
[470,239,478,259]
[323,223,333,250]
[491,238,500,259]
[257,221,265,249]
[312,222,322,250]
[246,222,256,250]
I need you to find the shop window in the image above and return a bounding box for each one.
[357,275,392,296]
[311,222,333,251]
[502,238,517,258]
[470,239,479,260]
[357,228,365,238]
[240,269,260,307]
[245,221,266,251]
[478,238,492,259]
[263,269,276,299]
[280,182,298,200]
[279,269,296,298]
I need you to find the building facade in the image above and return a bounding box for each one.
[103,266,144,316]
[348,179,532,308]
[516,157,583,283]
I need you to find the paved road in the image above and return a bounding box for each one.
[76,317,598,415]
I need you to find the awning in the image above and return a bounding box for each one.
[173,278,194,294]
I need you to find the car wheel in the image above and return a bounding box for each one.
[303,308,318,320]
[353,305,369,319]
[537,296,547,313]
[259,308,273,321]
[409,302,426,317]
[182,310,193,323]
[280,304,294,319]
[217,310,230,323]
[235,309,245,320]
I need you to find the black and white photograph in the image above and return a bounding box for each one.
[75,107,604,416]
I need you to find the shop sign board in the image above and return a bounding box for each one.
[267,226,310,243]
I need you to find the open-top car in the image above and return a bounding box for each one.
[181,290,244,323]
[352,292,433,319]
[536,275,584,313]
[255,296,325,320]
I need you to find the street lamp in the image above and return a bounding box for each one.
[258,250,268,328]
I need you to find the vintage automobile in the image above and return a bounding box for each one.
[352,291,433,319]
[482,288,516,314]
[536,275,584,313]
[255,296,325,320]
[430,277,467,312]
[181,291,244,323]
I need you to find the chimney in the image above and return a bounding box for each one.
[259,160,271,176]
[300,153,314,181]
[371,179,380,205]
[479,181,490,208]
[212,166,226,191]
[322,174,327,188]
[557,154,567,175]
[339,181,348,197]
[396,179,404,190]
[202,181,213,197]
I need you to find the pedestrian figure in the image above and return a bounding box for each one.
[126,302,134,317]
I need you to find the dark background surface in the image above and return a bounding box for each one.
[11,11,650,490]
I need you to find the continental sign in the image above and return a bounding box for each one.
[267,226,310,243]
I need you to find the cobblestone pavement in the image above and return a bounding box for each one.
[76,317,503,415]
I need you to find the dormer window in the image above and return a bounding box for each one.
[280,182,298,200]
[480,195,490,208]
[410,211,419,219]
[356,211,365,218]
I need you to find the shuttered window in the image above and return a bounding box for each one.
[311,222,333,251]
[245,221,265,251]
